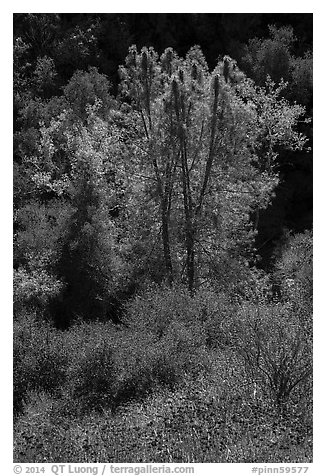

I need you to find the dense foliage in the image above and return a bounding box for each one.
[13,14,312,463]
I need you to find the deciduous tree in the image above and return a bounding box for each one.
[119,45,307,292]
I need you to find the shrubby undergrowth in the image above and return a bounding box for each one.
[14,242,312,462]
[14,288,213,418]
[14,362,312,463]
[224,300,312,408]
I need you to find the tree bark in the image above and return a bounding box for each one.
[161,206,173,284]
[173,78,196,292]
[141,95,174,284]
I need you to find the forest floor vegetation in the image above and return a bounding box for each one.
[13,284,312,463]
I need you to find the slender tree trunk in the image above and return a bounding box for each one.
[181,147,195,293]
[161,207,173,284]
[161,153,178,284]
[141,85,174,284]
[196,74,220,216]
[173,77,196,292]
[254,208,260,231]
[185,223,195,293]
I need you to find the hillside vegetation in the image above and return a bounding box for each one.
[13,15,312,463]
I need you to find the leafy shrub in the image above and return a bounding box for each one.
[14,315,202,417]
[68,342,116,411]
[123,283,199,335]
[123,282,228,342]
[161,320,211,378]
[13,342,29,415]
[224,300,312,408]
[118,284,213,397]
[200,291,239,348]
[58,321,116,412]
[273,229,312,303]
[14,268,64,316]
[63,322,181,412]
[112,329,179,405]
[14,316,68,414]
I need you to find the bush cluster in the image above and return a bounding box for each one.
[223,299,312,408]
[14,286,214,416]
[14,276,312,463]
[14,314,68,415]
[14,278,312,423]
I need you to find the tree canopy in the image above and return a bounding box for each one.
[13,19,311,323]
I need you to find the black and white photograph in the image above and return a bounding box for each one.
[12,9,313,467]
